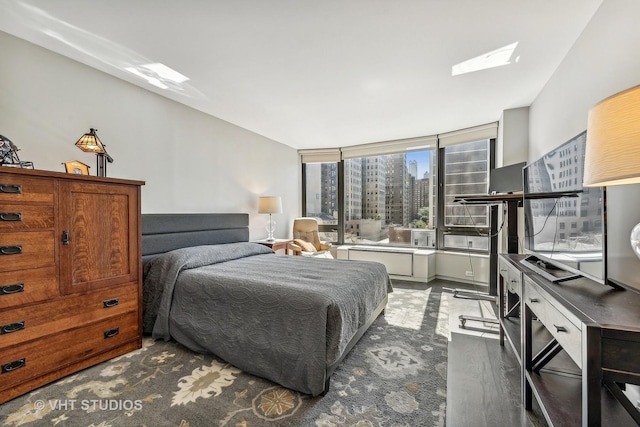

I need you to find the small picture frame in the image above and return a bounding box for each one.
[63,160,90,175]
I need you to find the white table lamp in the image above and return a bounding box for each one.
[584,85,640,259]
[258,196,282,242]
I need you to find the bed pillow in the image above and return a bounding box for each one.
[294,238,317,252]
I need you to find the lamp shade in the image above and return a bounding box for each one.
[258,196,282,214]
[75,128,106,154]
[584,85,640,187]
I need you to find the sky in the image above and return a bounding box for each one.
[407,150,432,179]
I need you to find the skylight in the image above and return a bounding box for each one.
[125,63,189,90]
[141,63,189,83]
[125,67,168,89]
[452,42,519,76]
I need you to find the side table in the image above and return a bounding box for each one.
[253,239,292,255]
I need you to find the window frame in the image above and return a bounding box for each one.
[301,162,344,245]
[436,138,495,253]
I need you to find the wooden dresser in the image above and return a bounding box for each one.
[0,168,144,404]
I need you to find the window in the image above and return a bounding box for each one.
[438,139,493,251]
[343,149,437,247]
[300,149,341,243]
[302,162,339,243]
[300,123,497,252]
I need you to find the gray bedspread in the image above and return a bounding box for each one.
[142,242,392,396]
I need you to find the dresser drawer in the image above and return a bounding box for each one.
[507,264,522,296]
[0,266,58,309]
[0,175,54,205]
[0,311,138,392]
[499,257,522,296]
[0,283,138,348]
[499,257,510,282]
[0,231,55,272]
[526,280,582,368]
[0,205,54,231]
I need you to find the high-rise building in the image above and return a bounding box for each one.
[385,153,408,225]
[320,163,338,219]
[362,156,386,220]
[408,160,417,179]
[413,176,431,223]
[344,158,362,221]
[304,163,322,216]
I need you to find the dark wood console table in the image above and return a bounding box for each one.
[499,253,640,426]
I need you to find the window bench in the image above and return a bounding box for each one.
[337,245,436,281]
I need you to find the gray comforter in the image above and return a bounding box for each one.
[142,242,392,396]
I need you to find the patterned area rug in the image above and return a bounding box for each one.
[0,284,448,427]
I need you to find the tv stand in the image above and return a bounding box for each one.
[499,253,640,425]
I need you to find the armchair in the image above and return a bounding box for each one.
[288,217,333,258]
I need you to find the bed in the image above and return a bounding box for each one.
[141,213,392,396]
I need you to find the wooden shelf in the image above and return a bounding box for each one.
[526,369,638,426]
[500,317,521,363]
[526,368,582,425]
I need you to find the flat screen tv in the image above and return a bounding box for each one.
[521,131,616,288]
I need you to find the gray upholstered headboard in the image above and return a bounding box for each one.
[141,213,249,262]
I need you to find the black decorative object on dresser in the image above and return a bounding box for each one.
[0,167,144,404]
[0,134,33,169]
[499,253,640,426]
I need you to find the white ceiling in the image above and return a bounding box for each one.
[0,0,603,150]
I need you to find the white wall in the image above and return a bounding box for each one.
[499,107,529,167]
[529,0,640,292]
[497,107,529,254]
[0,31,300,240]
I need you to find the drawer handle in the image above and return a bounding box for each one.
[103,328,120,339]
[554,325,567,333]
[0,245,22,255]
[0,212,22,222]
[0,184,22,194]
[1,321,25,335]
[103,298,119,308]
[0,283,24,295]
[528,298,539,303]
[1,358,25,373]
